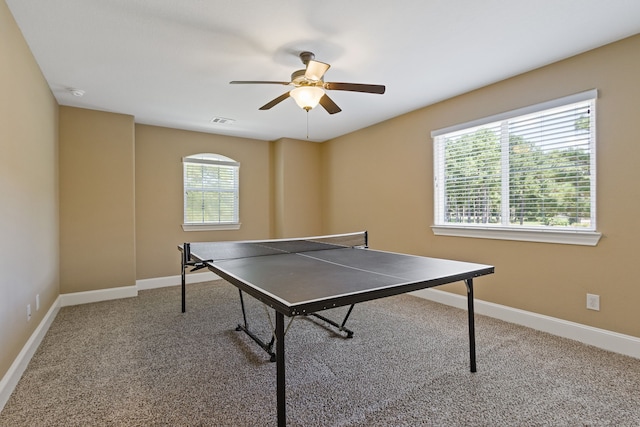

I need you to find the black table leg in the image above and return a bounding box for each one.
[465,278,476,372]
[276,311,286,426]
[181,244,189,313]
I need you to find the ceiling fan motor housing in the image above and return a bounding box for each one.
[299,51,315,65]
[291,69,319,86]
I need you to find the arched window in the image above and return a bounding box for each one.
[182,153,240,231]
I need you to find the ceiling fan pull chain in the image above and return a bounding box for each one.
[306,110,310,139]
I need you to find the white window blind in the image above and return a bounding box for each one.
[432,90,598,242]
[183,154,239,227]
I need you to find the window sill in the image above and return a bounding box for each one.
[182,223,241,232]
[431,225,601,246]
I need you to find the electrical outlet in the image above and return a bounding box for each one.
[27,304,32,321]
[36,294,40,311]
[586,293,600,311]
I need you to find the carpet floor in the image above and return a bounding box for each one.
[1,280,639,426]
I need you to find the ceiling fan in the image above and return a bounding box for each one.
[230,51,386,114]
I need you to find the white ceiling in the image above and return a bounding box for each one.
[6,0,640,142]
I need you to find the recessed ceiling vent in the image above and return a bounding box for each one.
[210,116,235,125]
[68,88,85,97]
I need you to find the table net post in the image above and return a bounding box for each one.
[181,243,190,313]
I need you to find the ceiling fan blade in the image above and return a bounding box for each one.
[319,94,342,114]
[259,92,291,110]
[324,82,386,94]
[230,81,291,85]
[305,60,330,81]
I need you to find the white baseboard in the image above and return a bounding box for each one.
[1,273,219,412]
[411,288,640,360]
[4,276,637,416]
[2,284,145,412]
[136,271,219,290]
[59,285,138,307]
[0,296,61,413]
[138,273,640,359]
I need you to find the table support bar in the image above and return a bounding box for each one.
[306,304,355,338]
[236,290,277,361]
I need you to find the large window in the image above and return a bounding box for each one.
[432,90,601,245]
[182,153,240,231]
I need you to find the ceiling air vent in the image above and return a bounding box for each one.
[210,116,235,125]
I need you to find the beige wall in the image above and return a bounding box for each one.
[0,0,59,379]
[134,125,272,280]
[322,34,640,338]
[58,107,136,293]
[272,138,323,238]
[2,0,639,386]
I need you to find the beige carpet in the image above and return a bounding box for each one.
[1,280,639,426]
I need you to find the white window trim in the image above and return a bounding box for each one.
[431,225,601,246]
[431,90,600,246]
[182,154,240,231]
[182,223,241,232]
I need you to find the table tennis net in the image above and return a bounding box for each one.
[186,231,367,263]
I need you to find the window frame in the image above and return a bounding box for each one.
[431,90,601,246]
[182,153,241,232]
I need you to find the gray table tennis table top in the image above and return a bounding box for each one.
[184,235,494,317]
[180,232,494,426]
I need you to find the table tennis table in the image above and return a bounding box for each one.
[179,231,494,427]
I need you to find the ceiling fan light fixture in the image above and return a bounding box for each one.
[290,86,324,111]
[305,60,330,81]
[230,51,385,114]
